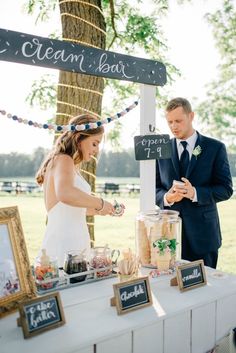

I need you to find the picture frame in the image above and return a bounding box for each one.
[112,276,152,315]
[0,206,36,318]
[176,259,207,292]
[18,292,66,339]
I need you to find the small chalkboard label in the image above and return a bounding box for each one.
[18,292,65,338]
[113,276,152,315]
[176,260,207,292]
[134,134,171,160]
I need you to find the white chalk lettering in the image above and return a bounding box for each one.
[120,284,144,302]
[144,148,151,158]
[182,269,201,283]
[140,137,168,148]
[25,300,56,328]
[156,146,162,157]
[21,38,86,71]
[95,53,134,79]
[29,309,56,328]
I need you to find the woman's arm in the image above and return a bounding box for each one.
[53,155,114,213]
[86,208,101,216]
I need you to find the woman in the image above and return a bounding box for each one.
[36,114,118,267]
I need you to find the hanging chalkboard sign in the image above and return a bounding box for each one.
[134,134,171,160]
[17,292,65,338]
[112,276,152,315]
[0,28,166,86]
[176,260,207,292]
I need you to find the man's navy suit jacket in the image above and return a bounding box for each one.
[156,132,233,255]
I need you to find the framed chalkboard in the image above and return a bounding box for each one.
[113,276,152,315]
[176,260,207,292]
[18,292,65,338]
[134,134,171,160]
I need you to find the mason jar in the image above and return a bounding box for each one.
[89,246,121,278]
[135,210,182,268]
[34,255,59,290]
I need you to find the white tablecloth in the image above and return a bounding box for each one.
[0,267,236,353]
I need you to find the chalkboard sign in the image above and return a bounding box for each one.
[113,276,152,315]
[176,260,207,292]
[0,28,166,86]
[134,134,171,160]
[18,292,65,338]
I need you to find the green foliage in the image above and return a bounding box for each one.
[26,74,58,111]
[169,238,178,255]
[0,148,49,177]
[102,0,180,113]
[97,149,139,177]
[24,0,180,146]
[105,121,123,150]
[153,238,178,255]
[1,149,236,178]
[1,192,236,273]
[0,148,139,178]
[206,0,236,62]
[153,238,170,254]
[24,0,57,23]
[195,0,236,150]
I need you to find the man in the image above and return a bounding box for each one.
[155,97,233,268]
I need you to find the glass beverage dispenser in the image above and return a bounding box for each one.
[135,210,182,269]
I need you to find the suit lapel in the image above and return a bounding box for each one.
[186,132,203,178]
[171,139,180,178]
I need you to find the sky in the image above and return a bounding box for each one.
[0,0,222,154]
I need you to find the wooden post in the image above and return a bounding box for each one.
[139,84,156,212]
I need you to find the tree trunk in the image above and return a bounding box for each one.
[57,0,106,243]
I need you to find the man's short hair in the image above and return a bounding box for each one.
[166,97,192,114]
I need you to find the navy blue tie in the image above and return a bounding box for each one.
[180,141,189,177]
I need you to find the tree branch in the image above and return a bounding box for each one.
[108,0,118,49]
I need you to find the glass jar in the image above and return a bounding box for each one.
[34,254,59,290]
[64,250,88,283]
[90,246,114,278]
[135,210,182,269]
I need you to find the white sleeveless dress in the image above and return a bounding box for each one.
[40,173,91,267]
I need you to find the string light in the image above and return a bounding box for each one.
[62,37,102,49]
[58,0,112,235]
[80,169,97,179]
[57,100,101,119]
[57,83,103,97]
[55,112,74,119]
[59,0,104,17]
[90,155,98,163]
[61,13,107,35]
[0,100,139,133]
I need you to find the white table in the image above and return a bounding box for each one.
[0,267,236,353]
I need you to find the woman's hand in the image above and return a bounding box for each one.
[97,200,115,216]
[112,202,125,217]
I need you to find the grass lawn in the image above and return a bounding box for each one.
[0,193,235,274]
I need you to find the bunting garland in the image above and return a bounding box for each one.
[0,100,139,133]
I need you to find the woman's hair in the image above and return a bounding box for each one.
[166,97,192,114]
[36,114,104,185]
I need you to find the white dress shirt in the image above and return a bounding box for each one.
[176,131,198,161]
[164,131,198,206]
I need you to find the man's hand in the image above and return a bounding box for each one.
[166,178,195,204]
[173,177,195,200]
[166,185,184,204]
